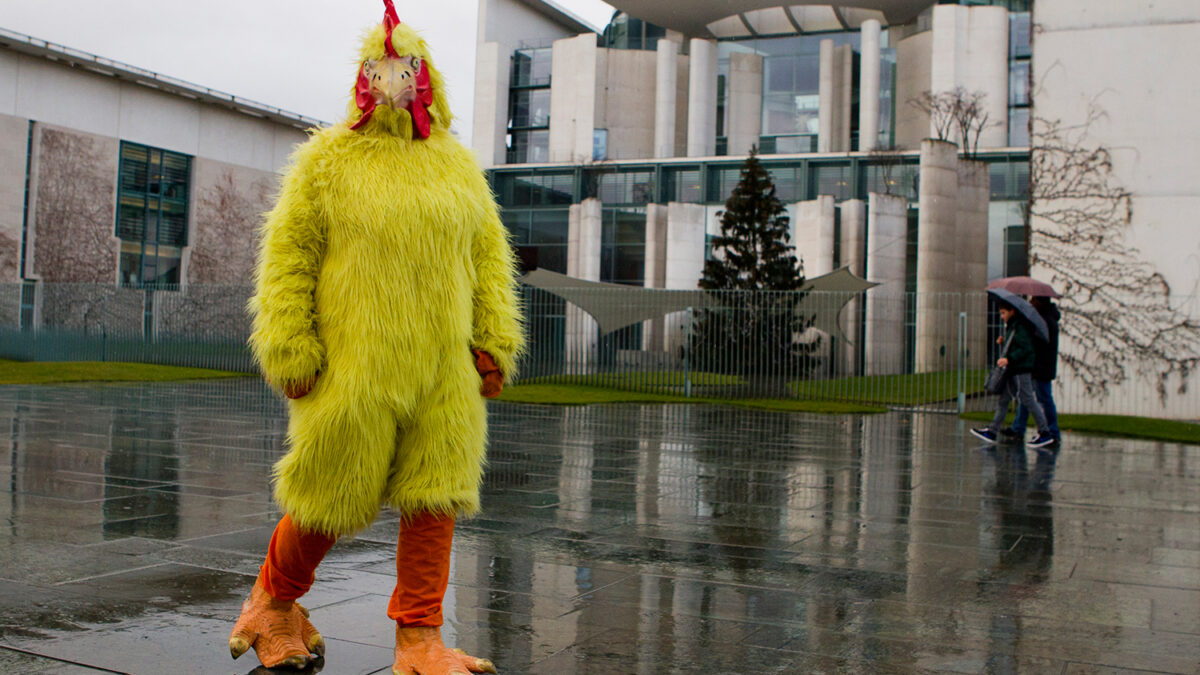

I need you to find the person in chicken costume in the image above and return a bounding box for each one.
[228,2,522,673]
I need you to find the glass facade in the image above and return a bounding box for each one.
[115,142,190,287]
[602,13,665,51]
[1007,11,1032,147]
[507,48,552,164]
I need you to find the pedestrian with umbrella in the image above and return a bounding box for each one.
[986,278,1063,445]
[971,288,1057,449]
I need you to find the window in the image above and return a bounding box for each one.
[116,142,191,287]
[1004,225,1028,277]
[601,207,646,286]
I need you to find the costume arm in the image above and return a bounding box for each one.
[471,204,526,382]
[248,152,326,388]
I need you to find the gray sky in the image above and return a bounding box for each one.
[0,0,615,145]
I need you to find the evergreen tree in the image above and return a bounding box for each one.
[691,147,815,381]
[699,147,803,293]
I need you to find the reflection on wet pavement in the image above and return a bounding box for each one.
[0,380,1197,674]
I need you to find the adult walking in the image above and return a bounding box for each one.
[1004,296,1061,443]
[971,299,1057,449]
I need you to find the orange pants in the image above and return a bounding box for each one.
[261,512,454,627]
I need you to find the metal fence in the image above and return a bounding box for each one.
[6,282,1197,418]
[0,282,1012,413]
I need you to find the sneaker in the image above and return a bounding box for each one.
[970,427,998,443]
[1028,433,1056,449]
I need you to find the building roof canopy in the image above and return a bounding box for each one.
[602,1,934,38]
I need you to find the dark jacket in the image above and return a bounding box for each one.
[1002,317,1036,374]
[1032,302,1060,381]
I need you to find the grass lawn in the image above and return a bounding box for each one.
[497,383,886,415]
[521,371,742,390]
[0,359,248,385]
[792,369,988,405]
[960,411,1200,445]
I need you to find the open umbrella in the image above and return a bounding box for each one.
[987,287,1049,342]
[986,275,1060,298]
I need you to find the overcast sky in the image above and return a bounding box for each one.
[0,0,615,145]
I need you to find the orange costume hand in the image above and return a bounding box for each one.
[472,350,503,399]
[265,373,319,399]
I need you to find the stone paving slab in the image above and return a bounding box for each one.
[0,380,1197,674]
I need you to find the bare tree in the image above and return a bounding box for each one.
[950,89,992,159]
[908,90,956,143]
[32,129,138,334]
[34,128,116,282]
[189,170,271,284]
[0,229,19,281]
[909,88,995,158]
[1030,104,1200,402]
[867,144,907,196]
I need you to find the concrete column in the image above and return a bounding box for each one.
[726,52,763,156]
[818,39,835,153]
[686,38,718,157]
[819,41,854,153]
[654,40,679,159]
[793,196,837,375]
[970,7,1010,149]
[0,114,29,284]
[839,199,867,374]
[859,20,882,151]
[644,204,669,350]
[957,160,990,368]
[566,199,602,368]
[865,192,909,375]
[550,35,599,163]
[930,4,1009,150]
[471,41,508,167]
[792,196,836,278]
[662,202,708,355]
[914,140,959,373]
[664,202,708,290]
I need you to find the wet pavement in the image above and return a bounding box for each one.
[0,380,1197,674]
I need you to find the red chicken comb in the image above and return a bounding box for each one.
[382,0,400,58]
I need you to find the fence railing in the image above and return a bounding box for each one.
[3,282,1195,418]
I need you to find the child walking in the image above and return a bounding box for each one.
[971,301,1057,449]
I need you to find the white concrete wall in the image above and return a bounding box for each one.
[472,41,509,167]
[686,39,717,157]
[549,35,599,163]
[929,4,1009,149]
[865,192,908,375]
[726,52,762,157]
[1031,0,1200,418]
[894,29,933,149]
[597,49,658,160]
[0,50,306,173]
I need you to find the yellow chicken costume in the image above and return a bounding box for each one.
[228,3,523,673]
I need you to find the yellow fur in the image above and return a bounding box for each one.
[248,22,525,536]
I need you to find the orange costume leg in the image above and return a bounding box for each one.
[390,512,496,675]
[229,515,336,668]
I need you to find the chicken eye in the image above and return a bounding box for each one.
[410,56,421,71]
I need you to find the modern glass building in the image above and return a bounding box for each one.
[474,0,1032,376]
